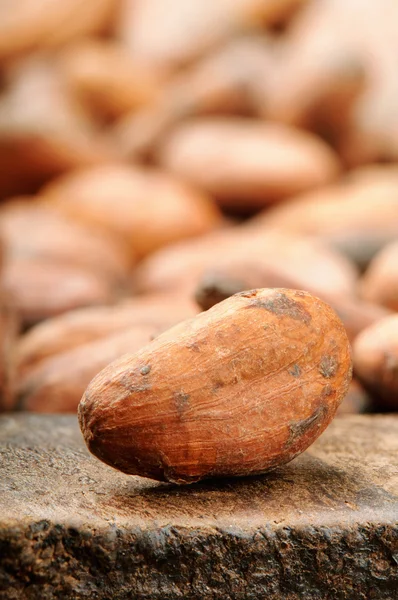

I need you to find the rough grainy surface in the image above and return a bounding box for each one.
[1,414,398,599]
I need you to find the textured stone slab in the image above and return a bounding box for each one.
[0,414,397,599]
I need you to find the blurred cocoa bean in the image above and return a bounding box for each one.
[42,164,223,258]
[157,118,340,209]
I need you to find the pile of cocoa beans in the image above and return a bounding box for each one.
[0,0,397,417]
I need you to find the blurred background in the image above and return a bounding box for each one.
[0,0,398,416]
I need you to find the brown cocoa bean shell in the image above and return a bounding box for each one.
[251,166,398,269]
[0,0,116,60]
[0,199,132,280]
[59,40,160,122]
[0,56,115,199]
[157,118,340,208]
[3,258,117,327]
[116,0,304,77]
[42,164,222,259]
[134,229,357,300]
[79,288,352,484]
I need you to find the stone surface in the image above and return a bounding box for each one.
[0,413,397,599]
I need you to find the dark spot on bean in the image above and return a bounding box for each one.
[246,292,312,324]
[289,364,301,378]
[119,372,152,393]
[186,341,201,353]
[140,365,151,375]
[174,391,190,417]
[163,466,201,485]
[286,405,327,449]
[128,384,152,393]
[212,380,224,393]
[319,356,338,378]
[236,289,259,298]
[322,384,333,397]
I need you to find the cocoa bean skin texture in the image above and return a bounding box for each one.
[79,289,352,484]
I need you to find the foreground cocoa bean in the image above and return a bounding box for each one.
[42,164,222,258]
[79,288,352,483]
[157,118,340,209]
